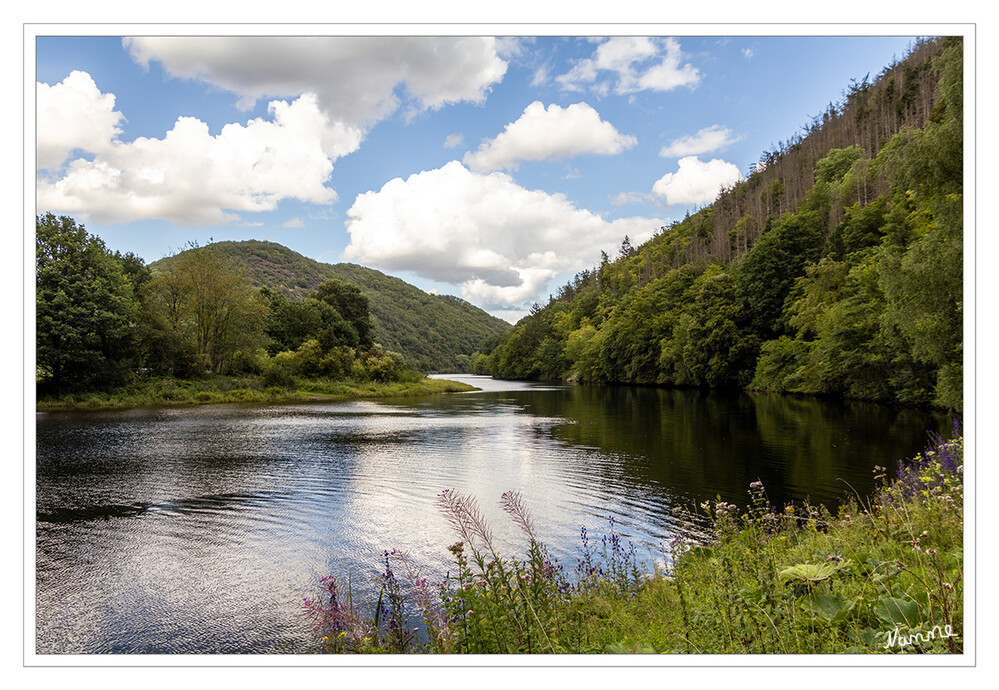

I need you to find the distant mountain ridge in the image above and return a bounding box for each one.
[149,240,510,372]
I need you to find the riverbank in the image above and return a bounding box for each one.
[305,427,964,654]
[36,375,477,411]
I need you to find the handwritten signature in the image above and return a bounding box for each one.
[883,624,957,650]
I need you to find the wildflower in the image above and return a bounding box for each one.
[750,481,763,490]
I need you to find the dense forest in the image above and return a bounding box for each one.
[472,37,963,412]
[35,222,502,398]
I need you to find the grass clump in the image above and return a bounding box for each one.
[303,427,964,655]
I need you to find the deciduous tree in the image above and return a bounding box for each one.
[36,213,140,392]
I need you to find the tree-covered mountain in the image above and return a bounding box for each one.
[149,240,510,372]
[474,37,963,412]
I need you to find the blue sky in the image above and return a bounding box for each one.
[34,32,924,322]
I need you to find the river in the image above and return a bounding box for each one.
[34,375,954,654]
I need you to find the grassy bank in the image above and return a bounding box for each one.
[36,375,477,411]
[303,427,964,654]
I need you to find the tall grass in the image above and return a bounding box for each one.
[303,426,964,654]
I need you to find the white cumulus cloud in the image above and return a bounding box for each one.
[37,88,363,226]
[556,37,701,95]
[659,125,741,158]
[36,71,125,169]
[463,101,637,172]
[124,36,508,129]
[652,156,743,207]
[343,161,659,309]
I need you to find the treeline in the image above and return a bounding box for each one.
[472,37,962,412]
[36,216,416,396]
[150,240,512,373]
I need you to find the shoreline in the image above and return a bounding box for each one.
[36,376,478,412]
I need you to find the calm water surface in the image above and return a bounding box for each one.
[35,376,954,654]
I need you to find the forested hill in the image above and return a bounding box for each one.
[474,36,963,412]
[150,240,510,372]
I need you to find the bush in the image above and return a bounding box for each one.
[261,355,297,389]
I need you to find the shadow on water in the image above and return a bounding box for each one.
[434,378,955,511]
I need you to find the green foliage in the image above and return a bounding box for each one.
[37,223,448,405]
[839,197,889,259]
[263,292,356,353]
[36,214,141,393]
[661,267,759,388]
[477,37,961,413]
[315,279,373,349]
[875,40,962,203]
[814,146,865,184]
[804,256,893,399]
[565,322,602,382]
[149,240,510,372]
[879,194,963,409]
[141,244,269,376]
[750,336,814,392]
[735,210,824,339]
[778,560,853,586]
[599,267,696,384]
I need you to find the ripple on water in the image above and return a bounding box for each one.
[34,385,953,653]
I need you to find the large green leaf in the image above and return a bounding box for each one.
[875,595,926,628]
[797,593,856,624]
[779,559,853,585]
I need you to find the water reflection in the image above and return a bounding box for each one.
[35,377,954,654]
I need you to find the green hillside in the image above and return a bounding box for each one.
[475,37,962,412]
[149,240,510,372]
